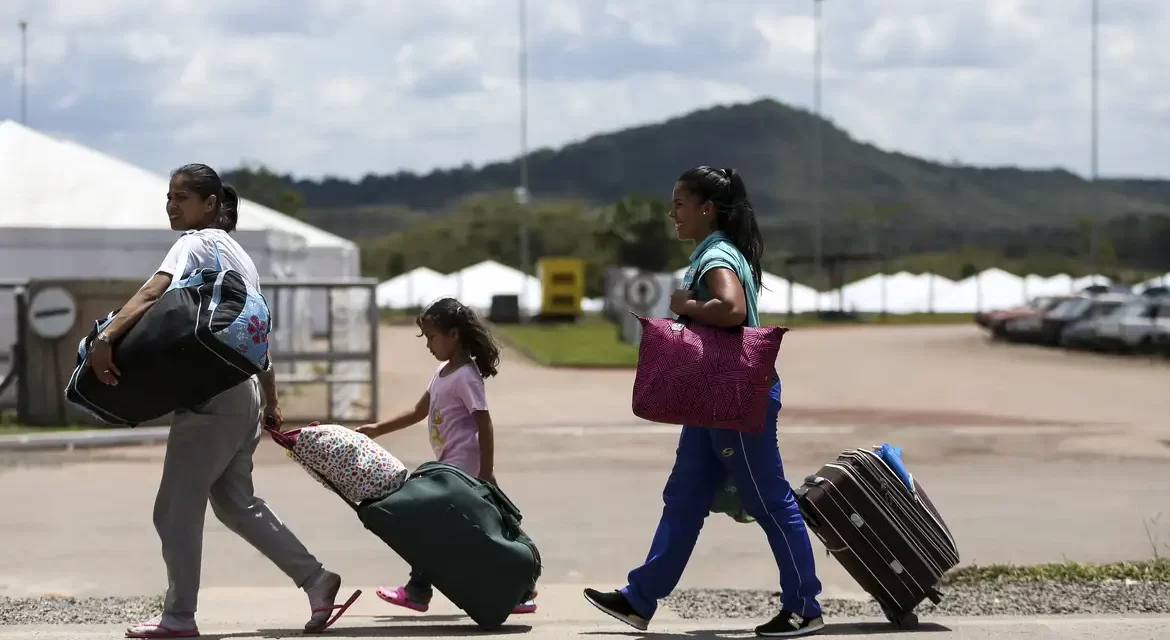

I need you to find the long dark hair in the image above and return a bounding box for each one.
[676,166,764,290]
[417,298,501,378]
[171,163,240,233]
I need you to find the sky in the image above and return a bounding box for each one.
[2,0,1168,182]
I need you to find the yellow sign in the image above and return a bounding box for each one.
[538,257,585,317]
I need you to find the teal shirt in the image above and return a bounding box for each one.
[679,231,759,327]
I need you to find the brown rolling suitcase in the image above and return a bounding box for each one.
[794,447,960,629]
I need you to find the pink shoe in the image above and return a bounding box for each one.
[376,585,430,612]
[512,599,537,614]
[125,616,199,638]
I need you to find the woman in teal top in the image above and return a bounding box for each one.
[585,167,825,638]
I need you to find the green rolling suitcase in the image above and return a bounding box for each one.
[356,462,542,629]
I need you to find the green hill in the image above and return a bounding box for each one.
[236,98,1170,232]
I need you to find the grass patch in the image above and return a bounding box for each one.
[942,559,1170,584]
[495,317,638,367]
[493,312,974,368]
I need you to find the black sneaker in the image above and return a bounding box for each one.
[755,610,825,637]
[582,588,650,631]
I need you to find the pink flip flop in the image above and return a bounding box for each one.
[376,585,430,612]
[125,617,200,638]
[512,600,537,614]
[304,589,362,634]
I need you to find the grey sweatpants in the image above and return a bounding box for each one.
[153,377,322,621]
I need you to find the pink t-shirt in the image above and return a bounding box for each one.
[427,362,488,477]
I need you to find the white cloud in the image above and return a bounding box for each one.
[0,0,1167,181]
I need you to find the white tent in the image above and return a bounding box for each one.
[1022,273,1077,297]
[933,268,1028,312]
[816,272,954,314]
[378,263,607,315]
[448,261,542,314]
[375,267,456,309]
[758,272,820,314]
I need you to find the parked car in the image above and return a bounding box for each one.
[1090,298,1170,353]
[1155,323,1170,358]
[1014,293,1134,346]
[979,296,1067,340]
[1059,314,1107,350]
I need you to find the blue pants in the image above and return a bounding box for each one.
[621,381,823,619]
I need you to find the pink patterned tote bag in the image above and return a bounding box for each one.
[267,422,408,503]
[631,316,787,434]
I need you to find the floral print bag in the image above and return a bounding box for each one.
[268,422,408,504]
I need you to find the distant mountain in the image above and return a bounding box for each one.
[233,98,1170,231]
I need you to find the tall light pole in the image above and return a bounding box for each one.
[1088,0,1100,275]
[812,0,825,286]
[18,20,28,125]
[516,0,531,310]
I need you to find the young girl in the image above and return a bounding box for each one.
[356,297,537,614]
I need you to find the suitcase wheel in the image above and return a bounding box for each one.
[926,587,942,605]
[884,609,918,630]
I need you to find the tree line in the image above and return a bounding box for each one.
[348,192,1170,298]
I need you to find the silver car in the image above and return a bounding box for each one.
[1090,298,1170,353]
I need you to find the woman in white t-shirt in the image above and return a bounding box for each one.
[86,164,358,638]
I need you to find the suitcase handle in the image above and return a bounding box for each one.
[265,426,300,450]
[474,481,524,525]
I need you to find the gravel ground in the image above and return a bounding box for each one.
[664,581,1170,619]
[0,596,162,625]
[3,581,1170,624]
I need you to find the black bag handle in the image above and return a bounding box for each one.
[474,480,524,524]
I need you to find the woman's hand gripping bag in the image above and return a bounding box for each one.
[64,266,273,427]
[267,422,408,504]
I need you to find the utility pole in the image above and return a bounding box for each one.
[516,0,531,309]
[19,20,28,125]
[1088,0,1100,275]
[812,0,825,287]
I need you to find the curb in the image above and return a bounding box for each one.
[0,426,170,452]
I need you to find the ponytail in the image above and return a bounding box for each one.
[214,185,240,233]
[718,167,763,290]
